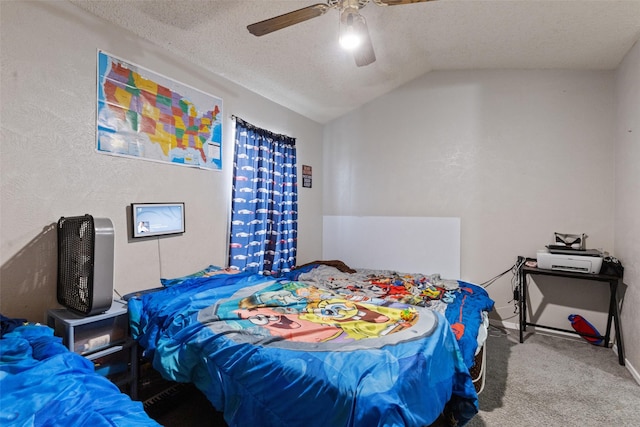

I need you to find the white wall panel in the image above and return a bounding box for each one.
[323,216,460,278]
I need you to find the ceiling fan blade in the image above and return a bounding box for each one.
[247,4,331,36]
[353,18,376,67]
[374,0,436,5]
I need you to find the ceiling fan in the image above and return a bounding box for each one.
[247,0,435,67]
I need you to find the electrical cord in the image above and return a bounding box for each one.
[478,256,526,313]
[157,236,163,279]
[112,289,127,305]
[488,324,510,337]
[510,256,526,313]
[478,264,515,288]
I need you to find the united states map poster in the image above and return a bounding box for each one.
[96,50,223,170]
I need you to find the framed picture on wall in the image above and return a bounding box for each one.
[302,165,312,188]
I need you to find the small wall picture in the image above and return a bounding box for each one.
[302,165,312,188]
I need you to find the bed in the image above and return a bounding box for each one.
[0,319,160,427]
[288,263,493,390]
[128,261,494,427]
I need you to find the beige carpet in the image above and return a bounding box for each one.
[468,327,640,427]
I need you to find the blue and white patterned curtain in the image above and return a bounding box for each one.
[229,118,298,275]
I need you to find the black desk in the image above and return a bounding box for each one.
[519,261,625,366]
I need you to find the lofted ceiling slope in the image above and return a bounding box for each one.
[70,0,640,124]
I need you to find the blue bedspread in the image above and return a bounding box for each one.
[0,324,159,427]
[130,271,481,427]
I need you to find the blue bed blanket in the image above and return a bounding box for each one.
[130,271,480,427]
[0,323,159,427]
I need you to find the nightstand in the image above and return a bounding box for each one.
[46,300,138,398]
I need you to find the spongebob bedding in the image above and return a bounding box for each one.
[0,322,159,427]
[286,264,494,371]
[129,267,494,427]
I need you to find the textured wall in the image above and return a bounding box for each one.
[0,1,323,322]
[323,69,617,334]
[615,39,640,379]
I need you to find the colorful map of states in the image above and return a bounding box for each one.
[102,61,220,163]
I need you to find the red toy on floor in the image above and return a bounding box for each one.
[568,314,603,345]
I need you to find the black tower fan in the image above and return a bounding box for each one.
[57,215,114,316]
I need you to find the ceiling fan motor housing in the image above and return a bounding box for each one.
[247,0,431,66]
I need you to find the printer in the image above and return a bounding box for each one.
[536,249,603,274]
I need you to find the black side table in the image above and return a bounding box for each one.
[518,260,625,366]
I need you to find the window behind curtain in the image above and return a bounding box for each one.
[229,118,298,275]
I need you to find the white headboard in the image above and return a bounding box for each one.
[322,216,460,278]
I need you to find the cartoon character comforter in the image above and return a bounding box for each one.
[130,270,491,427]
[287,265,495,370]
[0,323,159,427]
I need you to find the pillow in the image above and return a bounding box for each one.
[160,265,224,287]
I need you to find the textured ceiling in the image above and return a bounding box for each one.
[71,0,640,124]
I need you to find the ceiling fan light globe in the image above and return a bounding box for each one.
[339,6,364,51]
[339,32,361,50]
